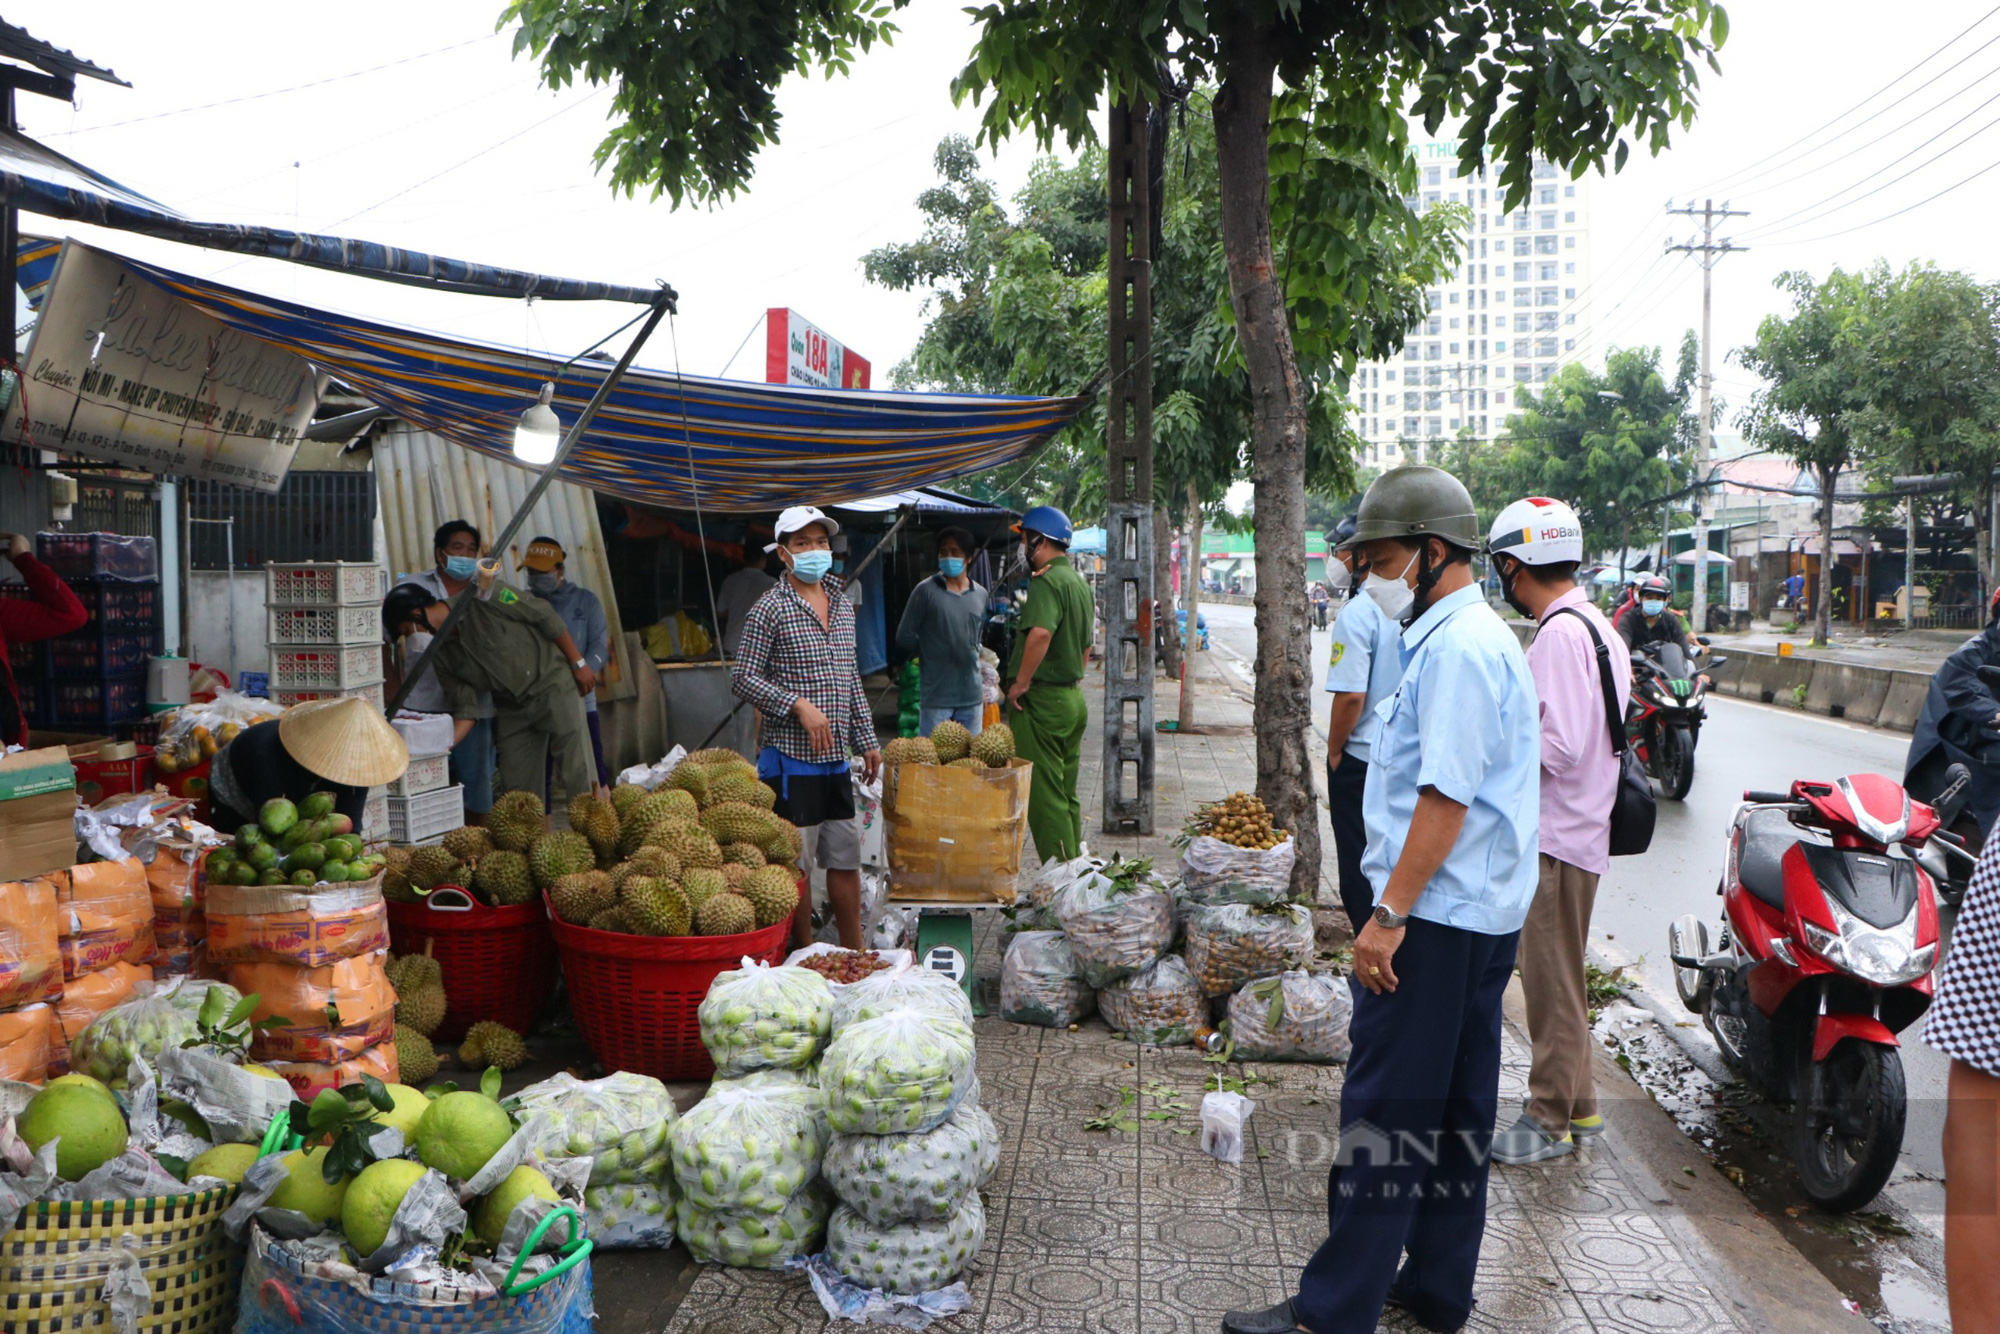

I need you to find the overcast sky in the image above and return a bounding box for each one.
[17,1,2000,426]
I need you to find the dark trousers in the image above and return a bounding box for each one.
[547,709,613,798]
[1292,918,1520,1334]
[1325,755,1372,934]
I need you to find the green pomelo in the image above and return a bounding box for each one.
[342,1158,429,1257]
[474,1165,563,1246]
[414,1091,513,1181]
[375,1084,430,1138]
[186,1143,260,1185]
[161,1097,211,1139]
[269,1147,350,1224]
[18,1083,128,1181]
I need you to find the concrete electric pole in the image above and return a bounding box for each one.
[1667,200,1746,635]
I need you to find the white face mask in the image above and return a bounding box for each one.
[1360,549,1419,621]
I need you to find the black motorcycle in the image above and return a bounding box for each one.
[1628,638,1728,801]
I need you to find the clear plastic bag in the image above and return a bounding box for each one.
[668,1078,828,1214]
[832,966,974,1033]
[1178,833,1298,905]
[1226,971,1354,1063]
[675,1182,832,1268]
[71,989,200,1084]
[1097,955,1206,1046]
[509,1071,679,1246]
[821,1009,976,1135]
[822,1103,999,1227]
[1184,903,1315,997]
[998,930,1095,1028]
[1199,1090,1255,1164]
[697,961,834,1075]
[1052,866,1173,988]
[826,1193,986,1296]
[584,1182,675,1249]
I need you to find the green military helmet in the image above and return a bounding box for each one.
[1342,465,1481,551]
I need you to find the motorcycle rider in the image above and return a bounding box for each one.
[1616,575,1710,686]
[1906,586,2000,843]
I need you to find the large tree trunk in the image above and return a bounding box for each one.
[1814,466,1836,647]
[1154,506,1181,681]
[1180,486,1204,730]
[1214,20,1320,901]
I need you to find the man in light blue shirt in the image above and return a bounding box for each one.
[1226,465,1540,1334]
[1324,515,1406,934]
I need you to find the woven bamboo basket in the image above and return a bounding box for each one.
[0,1185,240,1334]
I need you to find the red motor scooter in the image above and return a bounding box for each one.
[1667,765,1969,1211]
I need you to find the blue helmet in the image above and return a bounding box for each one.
[1016,505,1074,546]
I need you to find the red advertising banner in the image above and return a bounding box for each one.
[765,308,871,389]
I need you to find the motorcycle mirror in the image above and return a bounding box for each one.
[1708,655,1728,670]
[1935,762,1973,827]
[1696,635,1712,646]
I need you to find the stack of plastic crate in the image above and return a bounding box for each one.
[31,533,161,733]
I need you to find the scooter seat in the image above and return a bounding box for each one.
[1737,806,1798,912]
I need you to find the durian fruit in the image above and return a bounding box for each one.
[528,830,596,889]
[686,747,747,768]
[665,762,710,805]
[739,865,803,929]
[567,792,623,867]
[623,877,693,936]
[612,846,681,891]
[474,850,535,906]
[681,867,727,911]
[610,783,647,818]
[550,870,616,924]
[394,1024,439,1084]
[705,770,766,809]
[971,722,1016,767]
[947,757,983,770]
[397,983,447,1037]
[721,841,766,868]
[694,891,757,936]
[882,736,940,767]
[746,781,777,811]
[756,817,804,867]
[442,825,493,865]
[659,823,724,871]
[383,847,420,902]
[619,788,700,856]
[408,845,459,891]
[587,904,631,933]
[487,789,548,852]
[701,801,781,848]
[387,952,444,994]
[929,719,972,763]
[720,863,754,889]
[460,1020,529,1071]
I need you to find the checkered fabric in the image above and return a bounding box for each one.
[731,575,879,763]
[1925,832,2000,1077]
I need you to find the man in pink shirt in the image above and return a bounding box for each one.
[1485,497,1632,1165]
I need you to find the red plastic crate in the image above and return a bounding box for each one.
[386,887,558,1042]
[47,674,148,727]
[547,898,790,1081]
[45,633,155,676]
[35,531,158,581]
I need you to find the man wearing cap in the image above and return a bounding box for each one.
[382,560,598,808]
[391,520,500,823]
[896,526,987,739]
[1225,465,1539,1334]
[1006,506,1093,864]
[732,506,882,950]
[208,696,410,832]
[522,536,614,787]
[1323,518,1404,935]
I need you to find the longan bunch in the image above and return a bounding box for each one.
[1190,792,1286,850]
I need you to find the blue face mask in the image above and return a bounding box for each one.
[789,550,833,584]
[443,554,478,581]
[1641,598,1666,616]
[939,557,966,579]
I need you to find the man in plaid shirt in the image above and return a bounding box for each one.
[732,505,883,948]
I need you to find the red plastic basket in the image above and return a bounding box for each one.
[546,895,789,1081]
[385,887,558,1042]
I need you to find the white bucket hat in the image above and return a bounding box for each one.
[766,505,841,553]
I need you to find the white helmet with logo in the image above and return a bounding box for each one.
[1486,496,1584,565]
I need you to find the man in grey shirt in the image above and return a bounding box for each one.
[894,526,988,736]
[393,520,498,822]
[716,555,779,659]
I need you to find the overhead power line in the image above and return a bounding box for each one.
[1744,101,2000,242]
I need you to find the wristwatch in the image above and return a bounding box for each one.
[1372,904,1410,930]
[572,657,588,672]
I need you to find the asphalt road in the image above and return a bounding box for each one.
[1198,598,1952,1188]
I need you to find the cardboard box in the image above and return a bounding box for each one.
[0,747,76,882]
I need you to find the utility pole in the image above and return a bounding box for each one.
[1667,200,1747,635]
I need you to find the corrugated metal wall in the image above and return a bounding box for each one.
[370,423,633,702]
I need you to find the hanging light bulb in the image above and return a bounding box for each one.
[513,382,562,465]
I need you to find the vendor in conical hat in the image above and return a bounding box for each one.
[207,695,409,833]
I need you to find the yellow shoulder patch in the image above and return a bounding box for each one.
[1329,642,1345,667]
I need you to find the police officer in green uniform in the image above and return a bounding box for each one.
[1005,506,1094,863]
[382,560,599,807]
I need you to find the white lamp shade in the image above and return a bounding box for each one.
[513,401,562,465]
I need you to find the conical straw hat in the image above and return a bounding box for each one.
[277,695,410,788]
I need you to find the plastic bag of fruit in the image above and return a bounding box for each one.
[510,1070,679,1247]
[71,976,238,1084]
[1017,852,1102,930]
[1226,971,1353,1063]
[1177,793,1297,905]
[826,1193,987,1296]
[150,690,281,777]
[820,1009,976,1135]
[698,961,834,1074]
[1185,903,1316,997]
[1052,857,1173,987]
[830,965,973,1034]
[822,1103,999,1226]
[998,930,1094,1028]
[675,1182,831,1268]
[784,943,915,990]
[668,1077,828,1214]
[1097,954,1206,1046]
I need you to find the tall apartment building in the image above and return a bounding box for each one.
[1348,138,1594,467]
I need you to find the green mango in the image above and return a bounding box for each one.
[301,792,335,821]
[258,797,298,837]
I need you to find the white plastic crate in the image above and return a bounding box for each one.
[270,644,384,692]
[266,603,380,646]
[388,784,463,844]
[265,562,385,606]
[362,786,389,842]
[274,681,385,712]
[387,750,451,798]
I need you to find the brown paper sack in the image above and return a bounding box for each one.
[884,758,1033,903]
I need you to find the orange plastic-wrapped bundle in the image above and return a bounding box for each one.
[0,876,62,1009]
[206,881,387,967]
[226,952,396,1065]
[56,859,155,978]
[143,836,211,975]
[0,1003,53,1082]
[264,1043,399,1100]
[48,959,151,1075]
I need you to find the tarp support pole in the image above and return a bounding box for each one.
[387,287,676,717]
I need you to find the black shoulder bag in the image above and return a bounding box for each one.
[1550,607,1656,857]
